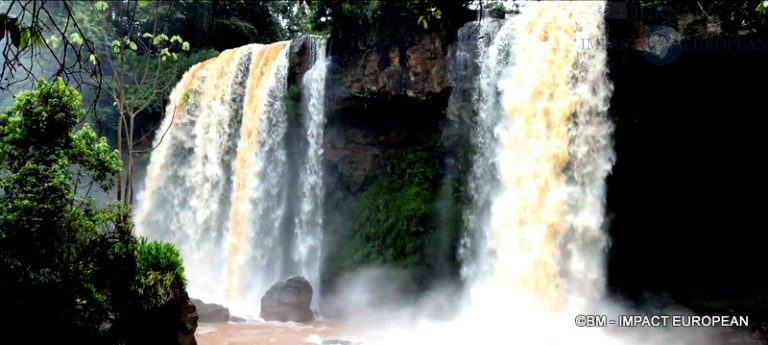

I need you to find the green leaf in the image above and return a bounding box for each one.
[46,35,60,49]
[95,1,108,11]
[417,15,424,25]
[170,35,183,44]
[433,9,442,19]
[89,54,97,65]
[421,19,428,29]
[152,33,169,46]
[128,41,137,51]
[181,41,190,51]
[142,32,154,39]
[19,28,30,50]
[30,26,43,47]
[70,33,84,46]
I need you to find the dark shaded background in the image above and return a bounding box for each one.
[605,18,767,313]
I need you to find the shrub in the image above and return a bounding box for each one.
[134,237,187,310]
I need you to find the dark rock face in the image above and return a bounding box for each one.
[289,35,317,86]
[317,27,455,296]
[175,296,199,345]
[322,92,448,195]
[190,298,230,322]
[260,276,314,322]
[330,32,448,101]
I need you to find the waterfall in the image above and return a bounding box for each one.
[135,42,295,317]
[134,46,257,305]
[457,16,514,284]
[223,42,291,309]
[294,36,329,299]
[481,0,614,312]
[452,2,616,343]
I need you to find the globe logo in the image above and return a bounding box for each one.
[641,24,682,65]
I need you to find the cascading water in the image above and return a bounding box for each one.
[134,45,259,306]
[457,15,512,284]
[135,41,297,317]
[294,36,329,300]
[136,35,332,319]
[223,42,291,311]
[462,1,617,342]
[476,0,614,312]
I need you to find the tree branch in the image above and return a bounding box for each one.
[131,104,178,154]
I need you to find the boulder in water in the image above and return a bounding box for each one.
[230,315,247,323]
[260,276,314,322]
[190,298,230,322]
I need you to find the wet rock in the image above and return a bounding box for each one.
[177,297,199,333]
[173,294,199,345]
[190,298,230,322]
[321,340,354,345]
[230,315,247,323]
[289,35,312,86]
[260,276,314,322]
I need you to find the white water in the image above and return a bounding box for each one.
[135,42,295,318]
[294,36,329,301]
[459,16,513,284]
[341,2,726,344]
[223,42,291,318]
[134,46,254,305]
[135,38,334,319]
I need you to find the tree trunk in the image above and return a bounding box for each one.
[116,114,123,202]
[126,114,136,206]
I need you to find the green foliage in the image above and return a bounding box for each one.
[76,0,194,109]
[95,1,109,12]
[268,0,319,37]
[285,83,302,122]
[413,0,442,30]
[0,78,189,343]
[757,1,768,15]
[134,237,187,310]
[0,78,124,340]
[172,1,286,50]
[323,148,441,292]
[70,32,84,45]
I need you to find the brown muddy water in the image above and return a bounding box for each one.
[195,320,360,345]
